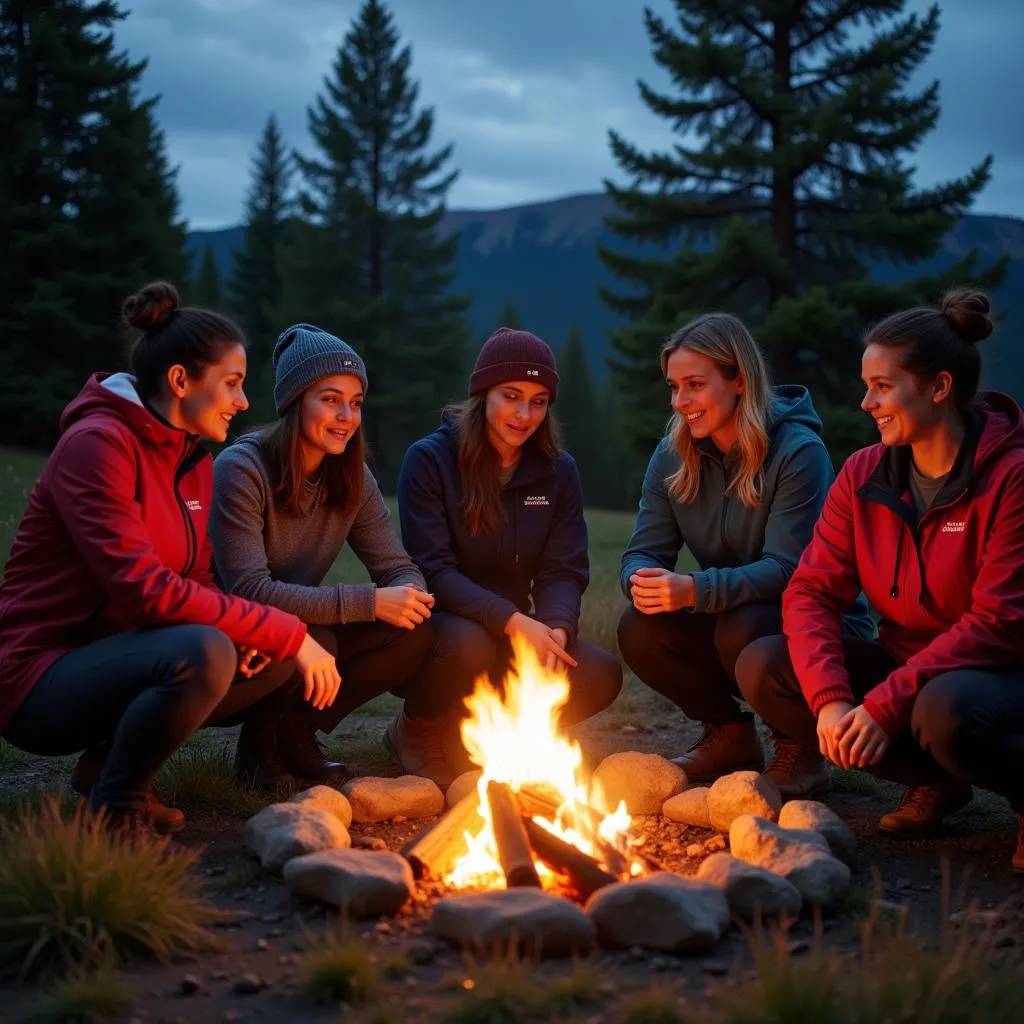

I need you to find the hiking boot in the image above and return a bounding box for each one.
[763,737,831,801]
[71,747,186,835]
[277,711,350,787]
[877,780,973,837]
[1013,817,1024,874]
[670,722,765,784]
[440,709,478,778]
[234,717,296,791]
[384,710,456,788]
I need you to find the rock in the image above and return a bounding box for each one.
[283,849,414,917]
[703,835,727,853]
[663,787,712,828]
[446,770,482,808]
[707,772,782,833]
[342,776,445,823]
[180,974,201,995]
[778,801,857,864]
[696,853,802,920]
[232,973,266,995]
[431,889,595,957]
[244,804,351,873]
[686,843,703,858]
[287,785,354,828]
[352,835,388,851]
[592,753,686,816]
[584,872,729,952]
[729,816,849,907]
[950,909,1008,928]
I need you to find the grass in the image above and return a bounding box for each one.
[0,797,226,979]
[611,989,692,1024]
[154,741,270,819]
[299,925,384,1005]
[0,738,37,769]
[22,966,131,1023]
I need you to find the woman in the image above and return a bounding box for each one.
[396,327,623,768]
[617,313,873,791]
[211,323,465,789]
[737,291,1024,869]
[0,283,336,835]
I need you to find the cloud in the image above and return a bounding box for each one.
[117,0,1024,227]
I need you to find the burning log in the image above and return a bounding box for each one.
[486,781,541,888]
[401,788,483,881]
[521,817,618,900]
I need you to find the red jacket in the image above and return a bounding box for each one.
[0,373,307,732]
[783,392,1024,737]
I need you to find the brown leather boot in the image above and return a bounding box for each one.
[763,736,831,800]
[71,747,186,835]
[384,710,456,788]
[670,722,765,784]
[877,780,972,837]
[277,711,350,787]
[1013,817,1024,874]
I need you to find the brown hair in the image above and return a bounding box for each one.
[866,289,993,411]
[660,313,772,508]
[123,281,244,401]
[445,393,563,536]
[259,400,365,517]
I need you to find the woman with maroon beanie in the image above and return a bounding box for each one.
[0,282,337,836]
[395,327,622,774]
[736,291,1024,871]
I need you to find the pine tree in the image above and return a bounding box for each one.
[286,0,469,485]
[602,2,1005,458]
[0,0,188,447]
[557,327,600,497]
[229,114,293,379]
[191,243,224,310]
[494,300,523,330]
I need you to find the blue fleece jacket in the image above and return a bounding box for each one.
[620,385,873,632]
[397,418,588,641]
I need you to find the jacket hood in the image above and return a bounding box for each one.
[767,384,823,437]
[59,372,185,447]
[972,391,1024,469]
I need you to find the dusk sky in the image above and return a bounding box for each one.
[116,1,1024,229]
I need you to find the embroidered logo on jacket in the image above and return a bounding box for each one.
[941,520,966,533]
[523,495,549,507]
[186,499,203,512]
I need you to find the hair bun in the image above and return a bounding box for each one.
[122,281,179,332]
[941,289,992,345]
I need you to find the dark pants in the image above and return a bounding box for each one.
[617,602,782,726]
[736,633,1024,806]
[437,615,623,729]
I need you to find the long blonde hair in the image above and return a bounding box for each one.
[661,313,772,508]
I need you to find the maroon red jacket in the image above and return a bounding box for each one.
[783,392,1024,737]
[0,373,307,732]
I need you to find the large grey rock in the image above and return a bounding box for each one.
[662,787,712,828]
[446,770,482,809]
[283,849,413,917]
[287,785,353,828]
[729,815,849,907]
[432,889,595,957]
[584,872,729,952]
[707,772,782,833]
[342,775,445,823]
[778,801,857,865]
[696,852,802,920]
[592,753,686,816]
[245,804,351,873]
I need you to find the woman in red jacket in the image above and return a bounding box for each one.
[0,282,336,835]
[736,290,1024,870]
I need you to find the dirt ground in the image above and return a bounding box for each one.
[2,690,1023,1023]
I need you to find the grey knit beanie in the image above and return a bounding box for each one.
[272,323,368,414]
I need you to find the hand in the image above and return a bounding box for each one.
[544,628,570,673]
[835,704,890,770]
[237,647,270,678]
[629,567,695,614]
[295,633,342,711]
[816,701,855,766]
[374,585,435,629]
[505,613,578,670]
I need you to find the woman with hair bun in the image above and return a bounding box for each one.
[0,282,336,836]
[737,290,1024,870]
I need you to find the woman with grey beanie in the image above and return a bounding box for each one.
[210,323,465,788]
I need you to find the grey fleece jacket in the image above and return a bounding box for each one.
[620,385,872,630]
[210,434,425,625]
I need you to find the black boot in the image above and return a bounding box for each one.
[277,709,350,787]
[234,714,296,790]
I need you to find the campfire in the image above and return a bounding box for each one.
[402,638,652,899]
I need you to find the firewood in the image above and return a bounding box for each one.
[521,817,618,899]
[401,787,483,880]
[487,780,541,888]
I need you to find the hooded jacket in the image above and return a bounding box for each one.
[0,373,306,732]
[620,385,874,627]
[397,417,588,641]
[784,392,1024,736]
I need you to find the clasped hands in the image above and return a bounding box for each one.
[505,612,578,674]
[816,700,890,770]
[629,567,695,614]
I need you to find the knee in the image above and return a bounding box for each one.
[912,674,979,757]
[432,615,498,680]
[714,603,782,676]
[587,645,624,712]
[616,604,659,671]
[734,633,790,707]
[178,626,237,700]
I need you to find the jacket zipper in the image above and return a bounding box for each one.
[174,439,205,578]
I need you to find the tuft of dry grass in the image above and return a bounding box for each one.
[155,743,270,819]
[300,924,382,1005]
[22,966,132,1023]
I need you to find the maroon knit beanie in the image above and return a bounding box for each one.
[468,327,560,400]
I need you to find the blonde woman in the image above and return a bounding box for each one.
[618,313,872,792]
